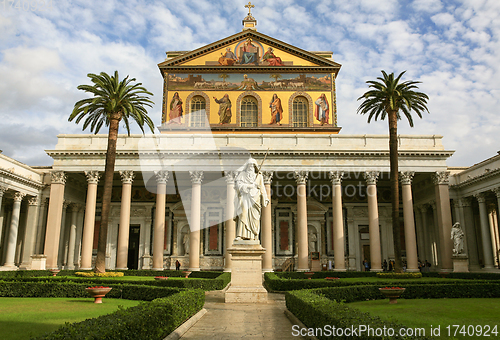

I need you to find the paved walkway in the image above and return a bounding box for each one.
[180,291,302,339]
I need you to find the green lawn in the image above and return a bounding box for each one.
[0,297,141,340]
[349,298,500,339]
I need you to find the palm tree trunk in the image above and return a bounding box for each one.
[388,110,403,273]
[95,113,120,273]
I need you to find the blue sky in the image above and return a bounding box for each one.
[0,0,499,166]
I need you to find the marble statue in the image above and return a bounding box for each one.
[182,232,190,255]
[234,158,269,241]
[451,222,465,255]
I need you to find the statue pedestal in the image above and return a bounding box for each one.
[452,255,469,272]
[225,241,268,303]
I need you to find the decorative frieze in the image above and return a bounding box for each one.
[154,170,169,184]
[364,171,380,185]
[51,171,67,185]
[189,170,204,184]
[293,171,308,185]
[119,170,135,184]
[84,171,100,184]
[399,171,415,185]
[329,171,344,185]
[262,171,274,184]
[432,171,450,185]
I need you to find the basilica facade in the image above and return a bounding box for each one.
[1,14,499,273]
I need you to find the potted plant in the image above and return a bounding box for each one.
[154,276,169,280]
[304,272,314,279]
[378,287,406,304]
[182,271,192,278]
[86,286,112,304]
[49,269,60,277]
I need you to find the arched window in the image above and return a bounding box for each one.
[292,96,308,127]
[190,96,206,127]
[240,96,258,127]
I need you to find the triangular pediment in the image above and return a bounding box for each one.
[158,30,341,71]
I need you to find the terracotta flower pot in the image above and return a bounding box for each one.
[50,269,60,277]
[154,276,169,280]
[182,271,192,278]
[304,272,314,279]
[379,287,406,304]
[86,287,112,304]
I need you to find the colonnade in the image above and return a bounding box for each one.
[1,169,468,273]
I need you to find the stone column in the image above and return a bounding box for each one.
[74,205,84,269]
[459,197,480,270]
[294,171,309,272]
[224,171,237,272]
[44,171,66,270]
[65,204,78,270]
[35,198,48,254]
[116,170,134,270]
[400,171,419,272]
[475,193,495,269]
[80,171,100,270]
[189,171,203,271]
[20,196,40,269]
[494,188,500,267]
[1,192,25,268]
[488,205,499,268]
[329,171,346,271]
[433,172,453,272]
[0,185,7,238]
[418,205,432,265]
[153,171,168,271]
[261,171,273,272]
[364,171,382,272]
[59,201,70,267]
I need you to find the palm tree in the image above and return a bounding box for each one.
[69,71,154,273]
[219,74,229,82]
[269,74,282,82]
[357,71,429,273]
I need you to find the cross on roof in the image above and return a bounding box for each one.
[245,2,254,15]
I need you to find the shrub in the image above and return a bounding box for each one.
[75,272,124,277]
[286,290,428,339]
[376,272,422,279]
[33,289,205,340]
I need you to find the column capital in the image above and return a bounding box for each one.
[28,196,38,206]
[0,184,7,196]
[262,171,274,184]
[84,170,100,184]
[416,204,428,214]
[51,171,67,184]
[13,191,26,202]
[400,171,415,185]
[63,200,71,209]
[474,192,486,204]
[189,170,204,184]
[492,187,500,198]
[294,170,308,185]
[458,196,473,207]
[224,170,237,184]
[432,171,450,185]
[364,171,380,185]
[428,200,436,210]
[119,170,135,184]
[329,171,344,185]
[154,170,169,184]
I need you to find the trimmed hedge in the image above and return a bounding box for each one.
[286,290,428,339]
[310,282,500,303]
[75,271,124,277]
[33,289,205,340]
[264,272,479,291]
[0,281,183,301]
[376,272,422,279]
[275,271,378,279]
[1,272,231,291]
